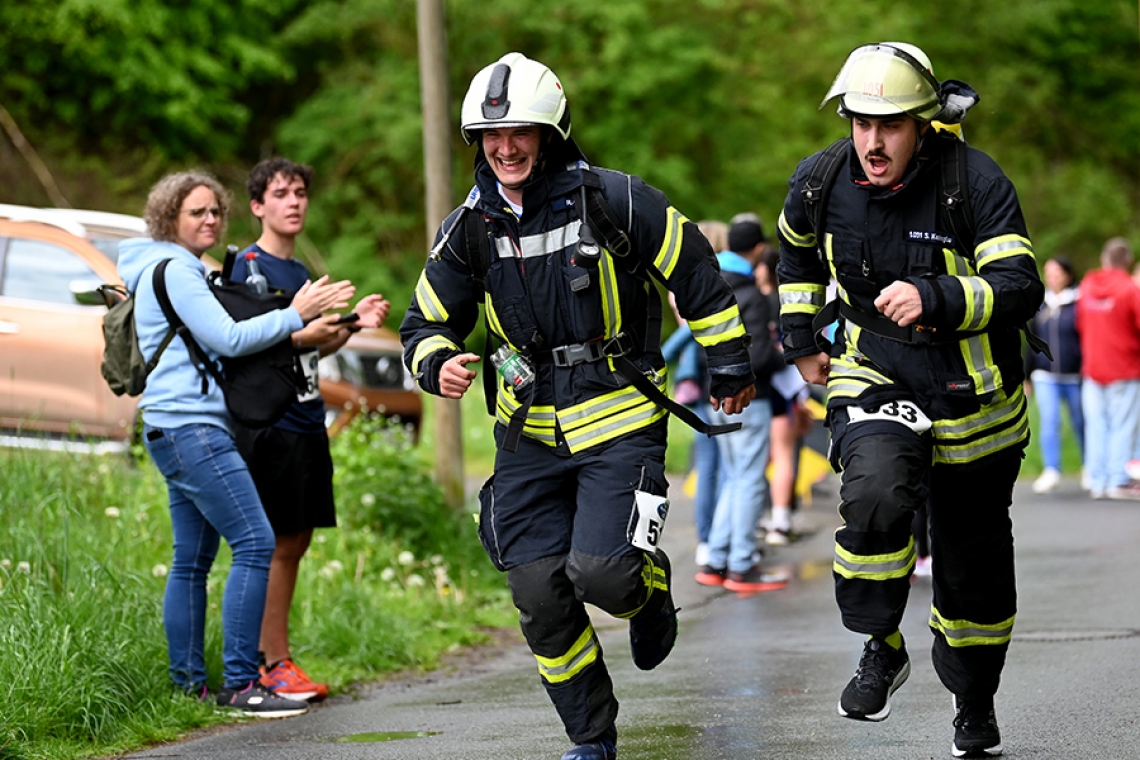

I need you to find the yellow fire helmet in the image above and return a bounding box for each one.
[822,42,942,121]
[460,52,571,145]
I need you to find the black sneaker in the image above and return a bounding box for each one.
[952,695,1003,757]
[561,724,617,760]
[629,550,678,671]
[216,680,309,718]
[837,636,911,721]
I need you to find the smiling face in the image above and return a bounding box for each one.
[251,172,309,239]
[480,125,544,202]
[851,115,926,188]
[175,185,221,255]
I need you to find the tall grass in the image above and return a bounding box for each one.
[0,417,514,760]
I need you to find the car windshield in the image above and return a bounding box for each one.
[86,235,123,263]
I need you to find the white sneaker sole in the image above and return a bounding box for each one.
[837,658,911,722]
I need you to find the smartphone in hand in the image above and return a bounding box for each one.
[334,312,361,325]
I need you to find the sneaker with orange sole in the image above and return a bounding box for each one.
[260,658,328,702]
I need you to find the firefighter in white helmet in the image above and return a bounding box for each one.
[776,42,1043,758]
[401,52,756,760]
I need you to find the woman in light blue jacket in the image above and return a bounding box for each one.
[118,171,352,717]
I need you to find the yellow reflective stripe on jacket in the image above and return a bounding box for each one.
[941,248,975,277]
[484,296,512,348]
[932,388,1028,464]
[974,234,1034,269]
[825,350,892,401]
[929,607,1015,647]
[615,553,669,620]
[778,210,815,248]
[653,207,687,280]
[779,283,827,316]
[495,387,559,446]
[953,276,994,331]
[558,376,669,453]
[535,624,601,683]
[599,246,621,338]
[414,271,449,322]
[411,334,459,375]
[834,536,916,580]
[959,333,1000,395]
[689,306,745,347]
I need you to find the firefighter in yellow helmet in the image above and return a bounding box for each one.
[776,42,1043,757]
[401,53,757,760]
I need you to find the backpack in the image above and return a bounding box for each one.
[99,259,177,396]
[151,262,303,429]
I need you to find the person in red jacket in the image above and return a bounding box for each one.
[1076,237,1140,499]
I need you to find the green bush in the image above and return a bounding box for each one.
[0,420,513,760]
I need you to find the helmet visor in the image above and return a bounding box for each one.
[822,44,940,117]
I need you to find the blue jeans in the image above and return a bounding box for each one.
[1081,379,1140,492]
[707,398,773,573]
[144,423,275,690]
[1033,374,1084,471]
[691,401,720,544]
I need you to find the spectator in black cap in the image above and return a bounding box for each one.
[695,213,789,593]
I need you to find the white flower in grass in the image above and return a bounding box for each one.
[430,554,444,566]
[398,551,415,566]
[316,534,327,543]
[17,561,30,574]
[406,573,425,588]
[104,507,121,519]
[380,567,397,582]
[152,564,168,578]
[318,560,344,580]
[360,493,376,507]
[1,559,10,569]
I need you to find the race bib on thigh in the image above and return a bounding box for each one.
[628,490,670,552]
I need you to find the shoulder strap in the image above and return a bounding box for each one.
[462,207,495,293]
[579,169,632,264]
[151,259,225,394]
[142,259,179,376]
[940,136,975,259]
[802,137,851,252]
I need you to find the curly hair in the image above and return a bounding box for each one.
[144,171,231,245]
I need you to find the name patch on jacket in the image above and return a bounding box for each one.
[906,230,954,246]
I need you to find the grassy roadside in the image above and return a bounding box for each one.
[0,417,515,760]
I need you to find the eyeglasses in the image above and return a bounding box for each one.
[182,206,223,219]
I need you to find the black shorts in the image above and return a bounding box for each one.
[235,425,336,535]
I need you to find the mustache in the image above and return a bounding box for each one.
[865,150,889,160]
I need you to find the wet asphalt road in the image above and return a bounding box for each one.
[122,473,1140,759]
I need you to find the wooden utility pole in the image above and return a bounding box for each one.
[416,0,465,509]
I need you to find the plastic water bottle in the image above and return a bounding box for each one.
[244,252,268,294]
[490,345,535,390]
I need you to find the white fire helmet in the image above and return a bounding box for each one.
[460,52,571,145]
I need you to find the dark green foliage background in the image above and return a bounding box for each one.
[1,0,1137,323]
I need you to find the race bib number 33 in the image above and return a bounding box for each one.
[846,400,932,434]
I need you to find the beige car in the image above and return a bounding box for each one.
[0,209,420,446]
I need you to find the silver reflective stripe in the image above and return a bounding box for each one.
[975,238,1031,268]
[779,290,826,307]
[961,335,998,393]
[691,313,744,342]
[833,554,913,576]
[495,221,582,259]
